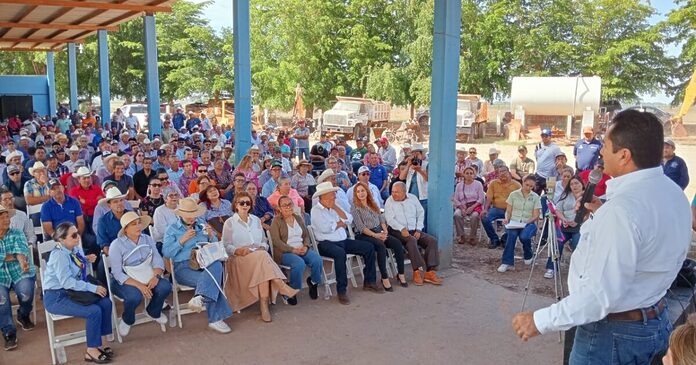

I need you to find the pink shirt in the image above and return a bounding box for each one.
[267,188,304,209]
[453,180,484,210]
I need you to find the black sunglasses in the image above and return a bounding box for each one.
[150,183,162,187]
[237,200,252,207]
[9,171,19,176]
[158,177,169,182]
[360,172,370,176]
[198,170,207,173]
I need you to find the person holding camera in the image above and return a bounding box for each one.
[400,144,429,229]
[162,198,233,334]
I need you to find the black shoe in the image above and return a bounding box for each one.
[3,333,17,351]
[16,315,35,331]
[287,296,298,306]
[363,282,385,294]
[488,241,499,249]
[306,277,318,300]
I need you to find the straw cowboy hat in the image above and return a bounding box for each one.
[6,151,22,162]
[72,166,93,178]
[98,187,127,206]
[175,197,206,219]
[312,182,340,199]
[411,143,425,152]
[297,160,312,167]
[118,211,152,237]
[28,161,47,176]
[317,169,335,184]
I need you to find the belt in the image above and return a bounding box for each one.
[606,299,666,322]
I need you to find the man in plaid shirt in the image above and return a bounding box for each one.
[0,204,36,350]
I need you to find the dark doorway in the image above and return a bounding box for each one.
[0,95,33,121]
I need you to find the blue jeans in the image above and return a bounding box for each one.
[43,289,112,348]
[296,147,310,161]
[546,229,581,270]
[172,260,232,323]
[318,239,376,294]
[0,276,36,336]
[280,250,323,290]
[110,278,172,325]
[482,207,506,243]
[501,223,537,266]
[570,308,671,365]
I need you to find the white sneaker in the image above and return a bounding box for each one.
[147,313,168,325]
[497,264,514,273]
[208,320,231,334]
[187,295,205,313]
[524,257,534,265]
[118,319,131,337]
[544,269,554,279]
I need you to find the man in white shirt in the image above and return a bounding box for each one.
[312,169,350,212]
[532,128,561,195]
[310,182,382,305]
[377,137,397,173]
[384,182,442,286]
[512,110,691,364]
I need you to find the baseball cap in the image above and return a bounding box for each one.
[157,149,167,157]
[664,138,676,147]
[47,152,58,160]
[271,159,283,168]
[556,151,566,158]
[7,165,19,174]
[541,128,552,136]
[358,166,370,174]
[48,179,62,188]
[517,145,527,152]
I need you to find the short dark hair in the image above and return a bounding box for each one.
[608,110,663,169]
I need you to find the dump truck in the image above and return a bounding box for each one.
[416,94,489,141]
[321,97,391,139]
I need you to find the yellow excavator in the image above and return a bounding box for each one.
[671,67,696,137]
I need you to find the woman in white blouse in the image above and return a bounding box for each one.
[151,190,180,245]
[221,192,298,322]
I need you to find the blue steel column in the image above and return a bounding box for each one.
[233,0,252,166]
[46,51,56,116]
[67,43,78,112]
[428,0,461,268]
[144,14,161,137]
[98,30,111,129]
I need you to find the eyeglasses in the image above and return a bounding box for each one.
[197,170,207,173]
[279,203,293,208]
[360,172,370,176]
[237,200,252,207]
[150,183,162,187]
[70,232,79,239]
[159,177,169,182]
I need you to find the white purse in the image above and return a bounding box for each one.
[195,241,228,269]
[122,245,155,285]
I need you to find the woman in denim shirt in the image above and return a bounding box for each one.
[162,197,233,334]
[42,222,114,363]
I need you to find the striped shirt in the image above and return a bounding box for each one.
[23,178,49,199]
[0,228,36,287]
[351,206,385,233]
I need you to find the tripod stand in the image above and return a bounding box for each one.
[521,200,565,341]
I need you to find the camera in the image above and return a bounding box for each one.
[411,158,421,166]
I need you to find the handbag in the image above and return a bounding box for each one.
[207,215,230,240]
[122,245,155,285]
[67,275,102,306]
[190,242,228,270]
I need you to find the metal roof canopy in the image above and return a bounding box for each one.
[0,0,173,51]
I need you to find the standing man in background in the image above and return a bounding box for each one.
[532,128,561,195]
[574,126,602,174]
[512,110,691,365]
[662,138,689,190]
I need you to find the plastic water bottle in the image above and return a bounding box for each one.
[56,345,67,364]
[168,308,176,328]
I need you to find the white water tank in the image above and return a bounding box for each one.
[510,76,601,116]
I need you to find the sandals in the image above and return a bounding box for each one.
[84,351,111,363]
[397,275,409,288]
[100,347,115,359]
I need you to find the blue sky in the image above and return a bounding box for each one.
[192,0,681,103]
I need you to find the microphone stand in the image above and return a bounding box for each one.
[521,198,566,342]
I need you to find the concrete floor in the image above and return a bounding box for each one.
[1,270,562,365]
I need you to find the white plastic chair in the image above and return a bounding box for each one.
[266,230,306,289]
[167,258,204,328]
[102,254,166,343]
[37,240,87,365]
[26,203,45,242]
[306,226,363,299]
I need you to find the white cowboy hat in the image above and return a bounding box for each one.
[317,169,335,184]
[72,166,93,178]
[28,161,47,176]
[98,187,127,206]
[68,145,80,152]
[401,143,412,150]
[312,182,340,199]
[488,147,500,155]
[175,197,206,219]
[118,211,152,237]
[212,145,222,153]
[102,153,118,163]
[6,151,22,162]
[411,143,425,152]
[143,138,151,144]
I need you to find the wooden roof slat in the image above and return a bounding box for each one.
[0,37,84,44]
[0,47,55,52]
[0,0,172,13]
[0,21,119,31]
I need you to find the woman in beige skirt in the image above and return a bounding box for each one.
[221,192,299,322]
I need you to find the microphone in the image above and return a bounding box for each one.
[574,170,603,225]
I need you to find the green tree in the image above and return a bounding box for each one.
[664,0,696,104]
